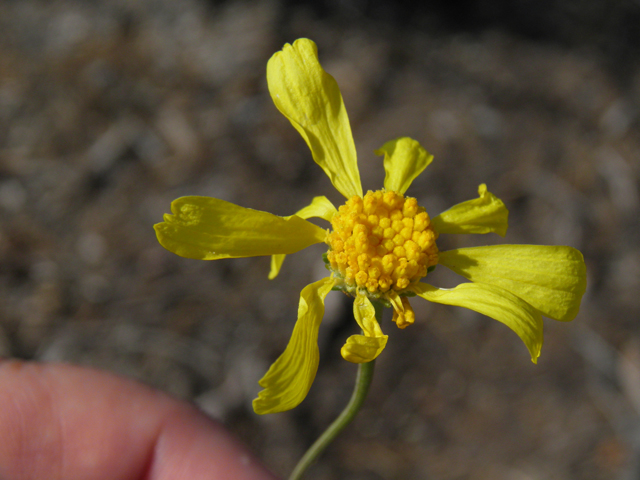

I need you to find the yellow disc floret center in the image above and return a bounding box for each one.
[326,190,438,297]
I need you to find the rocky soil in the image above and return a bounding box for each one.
[1,1,640,478]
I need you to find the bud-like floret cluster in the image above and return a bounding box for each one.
[326,190,438,296]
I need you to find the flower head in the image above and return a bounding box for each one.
[154,39,587,415]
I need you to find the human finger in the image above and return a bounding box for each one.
[0,360,279,480]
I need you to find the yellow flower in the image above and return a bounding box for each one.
[154,39,587,415]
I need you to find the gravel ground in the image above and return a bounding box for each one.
[1,1,640,479]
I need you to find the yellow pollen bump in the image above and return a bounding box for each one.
[326,190,439,296]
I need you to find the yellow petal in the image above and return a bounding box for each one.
[341,293,388,363]
[431,184,509,236]
[268,254,286,280]
[385,290,414,329]
[375,137,434,195]
[267,39,362,199]
[385,289,403,314]
[438,245,587,322]
[411,282,543,363]
[341,334,388,363]
[253,277,335,414]
[294,195,338,222]
[352,292,385,338]
[155,196,326,260]
[268,196,337,279]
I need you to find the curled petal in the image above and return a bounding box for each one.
[385,290,403,314]
[353,292,385,338]
[385,290,414,329]
[253,277,335,414]
[375,137,433,195]
[341,334,388,363]
[268,196,337,279]
[438,245,587,322]
[342,293,388,363]
[411,282,543,363]
[395,297,416,329]
[267,38,362,199]
[155,196,326,260]
[431,184,508,236]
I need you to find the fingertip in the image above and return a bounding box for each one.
[148,409,280,480]
[0,361,279,480]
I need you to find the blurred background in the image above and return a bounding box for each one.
[1,0,640,478]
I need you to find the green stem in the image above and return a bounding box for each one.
[288,361,375,480]
[288,302,382,480]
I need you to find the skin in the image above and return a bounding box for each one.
[0,360,280,480]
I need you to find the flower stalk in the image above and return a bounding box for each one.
[288,303,382,480]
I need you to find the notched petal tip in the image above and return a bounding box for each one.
[531,350,540,364]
